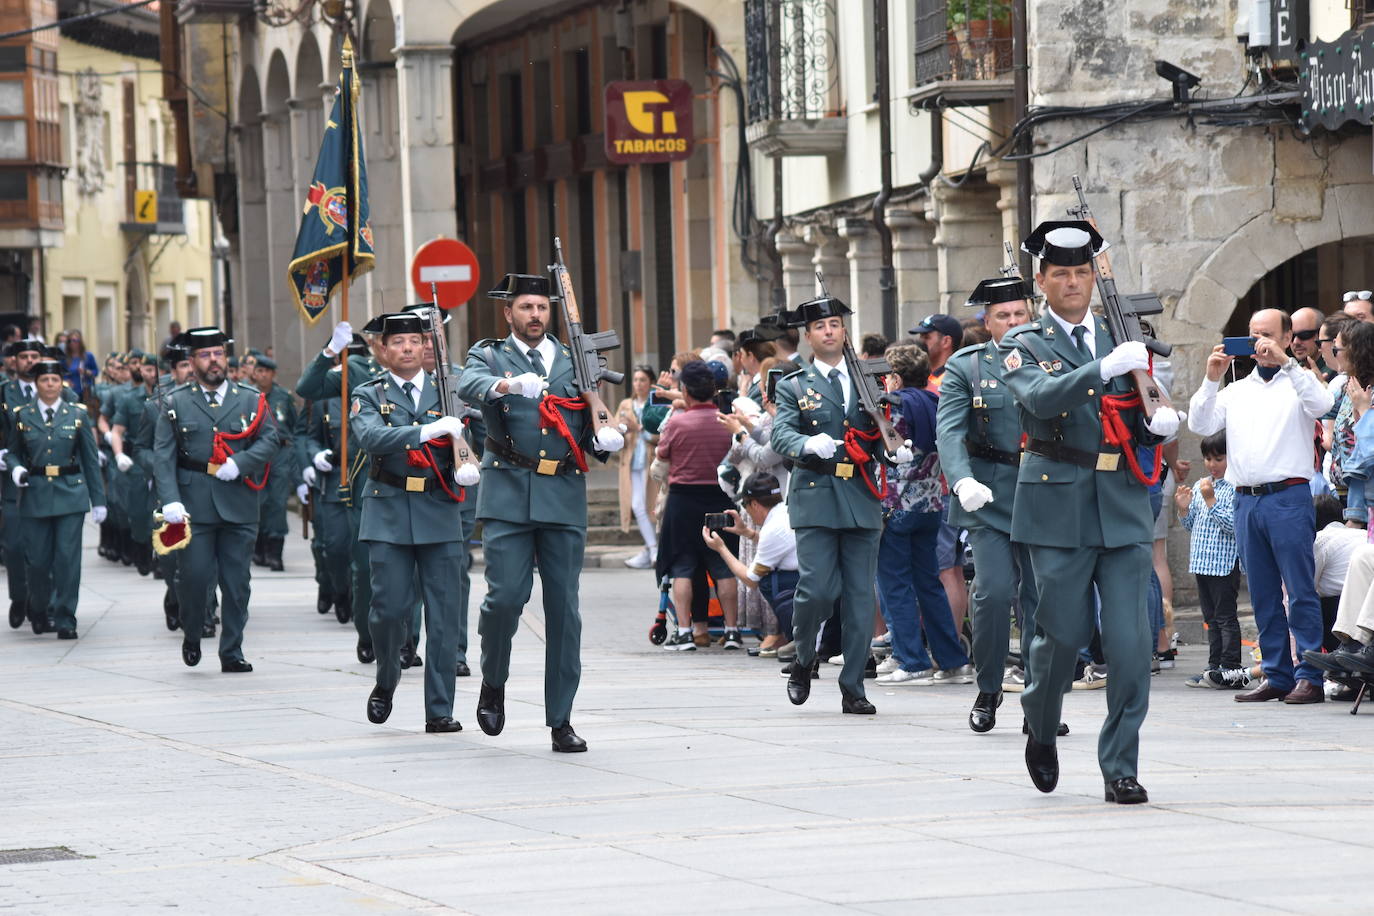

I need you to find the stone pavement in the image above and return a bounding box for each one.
[1,525,1372,915]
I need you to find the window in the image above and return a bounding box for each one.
[532,60,551,147]
[0,47,24,72]
[0,120,25,159]
[0,81,23,117]
[500,73,523,154]
[0,169,26,201]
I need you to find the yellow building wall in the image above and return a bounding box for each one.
[42,38,217,357]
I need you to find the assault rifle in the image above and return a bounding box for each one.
[549,237,624,437]
[419,296,481,471]
[816,269,906,458]
[1068,175,1173,418]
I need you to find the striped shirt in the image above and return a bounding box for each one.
[1180,476,1239,576]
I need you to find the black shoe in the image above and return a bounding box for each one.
[333,590,352,624]
[30,614,49,635]
[399,640,422,669]
[1104,776,1149,804]
[455,661,471,677]
[163,590,179,631]
[969,691,1002,733]
[201,622,216,639]
[1343,642,1374,675]
[477,682,505,736]
[356,641,375,664]
[253,533,267,567]
[220,658,253,673]
[1025,735,1059,793]
[181,640,201,667]
[786,660,811,705]
[266,537,284,572]
[165,610,180,632]
[316,585,331,614]
[1022,717,1071,737]
[8,600,23,629]
[367,686,394,724]
[56,628,77,640]
[425,716,462,733]
[840,690,876,715]
[864,655,878,679]
[551,722,587,752]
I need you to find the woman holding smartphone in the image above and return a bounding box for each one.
[617,365,661,568]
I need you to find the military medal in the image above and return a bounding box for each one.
[1003,351,1022,371]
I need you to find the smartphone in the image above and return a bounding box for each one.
[704,512,731,532]
[713,389,735,413]
[649,389,673,406]
[765,367,785,404]
[1222,336,1256,356]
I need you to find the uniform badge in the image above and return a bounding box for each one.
[1002,350,1022,372]
[351,398,361,417]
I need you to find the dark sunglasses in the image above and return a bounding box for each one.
[1319,337,1337,345]
[1292,329,1319,341]
[1333,346,1346,356]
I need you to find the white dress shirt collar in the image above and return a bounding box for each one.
[812,354,851,406]
[1046,308,1098,358]
[509,334,556,374]
[389,370,425,407]
[203,380,229,403]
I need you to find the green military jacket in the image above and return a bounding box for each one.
[770,358,884,530]
[296,349,376,402]
[305,395,370,503]
[263,384,300,484]
[936,341,1021,534]
[350,372,463,544]
[5,399,104,517]
[152,380,281,525]
[999,311,1160,549]
[456,336,604,528]
[112,383,154,462]
[1,379,79,501]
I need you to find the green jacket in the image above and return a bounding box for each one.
[5,399,104,517]
[295,349,376,401]
[456,336,605,528]
[152,381,281,525]
[936,341,1021,533]
[999,312,1160,549]
[350,373,464,544]
[770,358,884,530]
[263,384,300,484]
[305,395,370,503]
[0,379,78,501]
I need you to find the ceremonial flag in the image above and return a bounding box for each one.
[286,37,374,324]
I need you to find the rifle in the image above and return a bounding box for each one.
[1000,241,1020,278]
[816,269,906,458]
[300,399,314,540]
[419,296,481,472]
[1068,175,1173,418]
[549,237,624,436]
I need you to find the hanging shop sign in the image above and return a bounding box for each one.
[604,80,695,164]
[1299,26,1374,131]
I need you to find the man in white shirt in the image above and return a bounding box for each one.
[702,473,798,640]
[1189,308,1334,704]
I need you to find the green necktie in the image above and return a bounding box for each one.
[1071,325,1092,361]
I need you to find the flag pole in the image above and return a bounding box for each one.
[338,35,354,501]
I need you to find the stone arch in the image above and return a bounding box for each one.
[360,0,396,64]
[264,49,291,117]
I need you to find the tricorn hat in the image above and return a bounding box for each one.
[378,313,426,339]
[5,338,45,358]
[487,273,558,301]
[360,314,385,335]
[173,326,231,352]
[161,344,191,365]
[31,359,62,379]
[1021,220,1108,267]
[966,277,1033,309]
[255,355,278,371]
[788,295,851,329]
[346,333,369,356]
[403,302,450,326]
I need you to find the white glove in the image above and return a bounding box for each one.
[114,452,133,472]
[953,477,995,512]
[161,501,186,523]
[214,457,241,481]
[1099,341,1150,380]
[296,483,310,504]
[302,466,317,487]
[102,430,113,445]
[506,372,549,398]
[0,449,6,464]
[327,320,353,357]
[11,466,28,487]
[891,439,914,464]
[454,463,481,487]
[312,449,334,472]
[420,416,465,442]
[594,425,625,452]
[803,433,837,460]
[1145,407,1184,438]
[91,505,107,524]
[98,451,108,468]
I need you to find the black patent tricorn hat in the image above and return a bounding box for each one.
[173,327,231,352]
[487,273,558,302]
[1021,220,1108,267]
[967,277,1033,308]
[788,295,852,329]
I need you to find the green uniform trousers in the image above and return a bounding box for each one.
[366,540,461,720]
[478,519,584,728]
[1020,542,1152,781]
[967,527,1039,695]
[2,498,28,610]
[348,502,372,645]
[126,468,153,542]
[24,512,84,631]
[791,526,882,699]
[313,499,352,601]
[176,521,256,662]
[258,468,290,539]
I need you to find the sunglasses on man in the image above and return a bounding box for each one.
[1343,290,1373,302]
[1291,328,1319,341]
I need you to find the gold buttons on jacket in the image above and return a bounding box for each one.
[1087,388,1095,396]
[1041,474,1048,481]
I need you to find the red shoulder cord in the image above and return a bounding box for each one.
[209,392,271,492]
[841,403,892,501]
[538,394,590,472]
[1098,357,1163,487]
[403,437,465,503]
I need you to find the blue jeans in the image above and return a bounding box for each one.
[1234,484,1324,690]
[1147,489,1164,642]
[876,509,969,672]
[759,569,798,638]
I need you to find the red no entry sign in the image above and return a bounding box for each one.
[411,237,480,310]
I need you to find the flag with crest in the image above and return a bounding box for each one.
[286,38,374,324]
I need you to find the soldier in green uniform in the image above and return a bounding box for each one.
[144,345,192,630]
[938,277,1066,735]
[769,295,908,715]
[98,353,137,567]
[152,327,281,671]
[92,353,125,562]
[250,356,299,572]
[5,359,106,638]
[350,313,475,732]
[110,352,160,577]
[1000,222,1181,804]
[458,273,624,753]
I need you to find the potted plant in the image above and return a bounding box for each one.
[946,0,1013,79]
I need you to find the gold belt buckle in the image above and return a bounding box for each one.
[207,462,222,475]
[1096,452,1120,472]
[537,458,559,475]
[44,465,59,477]
[971,396,984,408]
[834,462,854,479]
[405,476,426,492]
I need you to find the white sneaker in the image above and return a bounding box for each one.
[877,667,933,685]
[875,656,900,675]
[826,654,844,666]
[624,547,653,569]
[1072,663,1109,689]
[1002,666,1026,693]
[930,663,975,685]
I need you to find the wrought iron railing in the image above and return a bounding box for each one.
[745,0,840,123]
[914,0,1014,85]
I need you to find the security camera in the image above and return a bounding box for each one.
[1155,60,1202,104]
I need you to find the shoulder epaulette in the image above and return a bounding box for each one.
[780,366,806,381]
[166,382,192,395]
[1002,322,1041,341]
[950,343,986,361]
[472,338,500,349]
[234,382,261,394]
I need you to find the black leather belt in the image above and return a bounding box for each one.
[1235,477,1306,496]
[795,455,861,479]
[484,436,578,475]
[177,455,224,475]
[368,464,445,493]
[1025,438,1122,472]
[965,439,1020,467]
[32,464,79,478]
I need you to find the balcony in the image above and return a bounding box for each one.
[744,0,846,158]
[908,0,1016,110]
[119,162,186,235]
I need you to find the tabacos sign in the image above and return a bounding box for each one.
[604,80,694,164]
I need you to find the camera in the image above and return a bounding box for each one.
[704,512,731,532]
